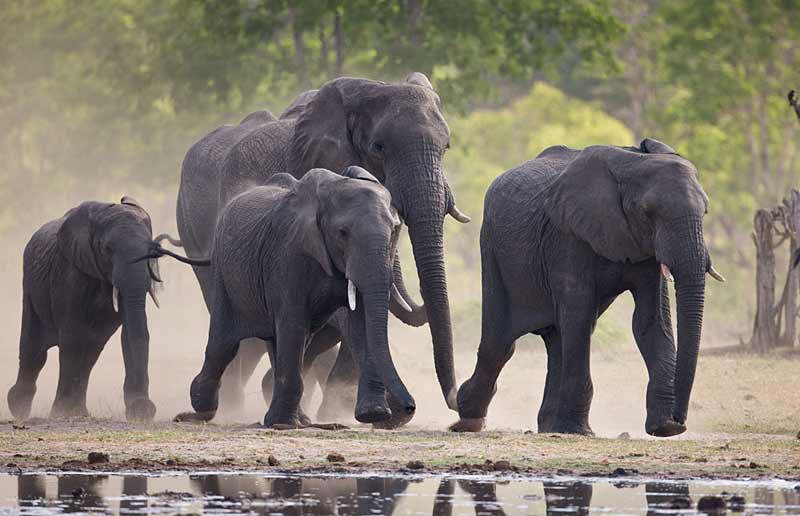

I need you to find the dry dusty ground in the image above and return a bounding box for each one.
[1,418,799,480]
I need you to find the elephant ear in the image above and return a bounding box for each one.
[57,202,109,279]
[545,147,645,263]
[341,165,379,183]
[405,72,434,90]
[290,169,336,277]
[640,138,678,155]
[289,78,380,177]
[120,196,153,232]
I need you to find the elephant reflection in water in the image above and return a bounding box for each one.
[432,479,593,516]
[645,482,690,515]
[190,475,411,515]
[17,474,107,513]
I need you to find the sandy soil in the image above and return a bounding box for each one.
[2,418,799,480]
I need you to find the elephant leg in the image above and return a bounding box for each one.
[317,338,358,422]
[263,319,307,428]
[219,337,266,416]
[8,300,52,420]
[632,275,685,437]
[51,336,105,418]
[552,305,595,436]
[537,328,562,433]
[452,248,513,432]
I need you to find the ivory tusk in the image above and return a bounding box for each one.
[348,279,357,311]
[391,283,413,312]
[708,265,726,283]
[149,288,161,308]
[448,205,471,223]
[112,287,119,312]
[660,264,674,282]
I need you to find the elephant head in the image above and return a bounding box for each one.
[545,139,721,427]
[56,197,195,420]
[288,73,467,409]
[288,167,415,422]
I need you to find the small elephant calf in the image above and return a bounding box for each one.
[7,197,206,421]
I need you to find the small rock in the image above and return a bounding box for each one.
[611,467,628,477]
[669,496,692,509]
[6,463,16,468]
[298,455,304,459]
[749,461,761,469]
[743,394,756,401]
[165,459,177,466]
[71,487,85,498]
[697,495,726,514]
[523,430,534,435]
[617,432,631,440]
[326,452,345,463]
[493,460,512,471]
[267,455,280,467]
[87,452,109,464]
[11,424,27,430]
[406,460,425,470]
[695,457,708,463]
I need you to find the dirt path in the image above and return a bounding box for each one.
[2,419,799,480]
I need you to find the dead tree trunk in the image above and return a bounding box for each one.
[750,189,800,351]
[751,209,778,352]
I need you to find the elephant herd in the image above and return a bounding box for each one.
[6,72,720,438]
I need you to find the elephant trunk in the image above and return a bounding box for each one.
[658,216,706,425]
[389,252,427,327]
[391,146,457,410]
[115,257,156,420]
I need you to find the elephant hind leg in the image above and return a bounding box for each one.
[452,246,515,431]
[537,327,562,433]
[8,300,52,420]
[51,336,105,419]
[218,337,266,417]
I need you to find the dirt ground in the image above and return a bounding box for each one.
[2,418,799,480]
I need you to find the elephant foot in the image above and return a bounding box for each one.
[355,402,391,424]
[173,410,215,423]
[125,398,156,422]
[550,419,595,437]
[647,419,686,438]
[7,384,35,420]
[297,407,312,427]
[263,411,305,429]
[448,417,485,432]
[372,393,416,429]
[49,401,89,420]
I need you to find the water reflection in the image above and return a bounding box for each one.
[2,473,800,515]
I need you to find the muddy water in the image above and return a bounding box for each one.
[0,473,798,515]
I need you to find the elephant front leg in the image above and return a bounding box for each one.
[346,303,393,424]
[537,328,563,433]
[120,325,156,421]
[263,317,308,428]
[632,276,686,437]
[553,304,595,436]
[8,301,51,420]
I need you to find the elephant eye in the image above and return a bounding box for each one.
[371,141,385,155]
[338,227,349,239]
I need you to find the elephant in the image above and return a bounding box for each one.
[6,197,207,421]
[174,167,415,427]
[450,138,724,437]
[176,72,468,422]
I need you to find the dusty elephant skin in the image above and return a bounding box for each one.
[6,197,206,423]
[174,168,416,428]
[453,138,722,437]
[176,73,468,425]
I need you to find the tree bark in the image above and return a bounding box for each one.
[750,209,777,352]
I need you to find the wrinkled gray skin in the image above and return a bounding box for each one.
[174,168,415,427]
[176,73,466,422]
[6,197,200,421]
[452,139,720,437]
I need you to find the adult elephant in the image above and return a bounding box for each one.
[450,139,723,437]
[177,73,468,417]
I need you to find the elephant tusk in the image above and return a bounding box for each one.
[148,288,161,309]
[707,265,726,283]
[448,205,471,224]
[391,283,413,312]
[660,264,674,282]
[112,287,119,313]
[348,279,357,311]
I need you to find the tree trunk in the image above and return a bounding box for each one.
[333,11,343,76]
[750,209,777,352]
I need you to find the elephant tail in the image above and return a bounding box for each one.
[132,243,211,267]
[154,233,182,247]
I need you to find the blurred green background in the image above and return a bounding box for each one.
[2,0,799,350]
